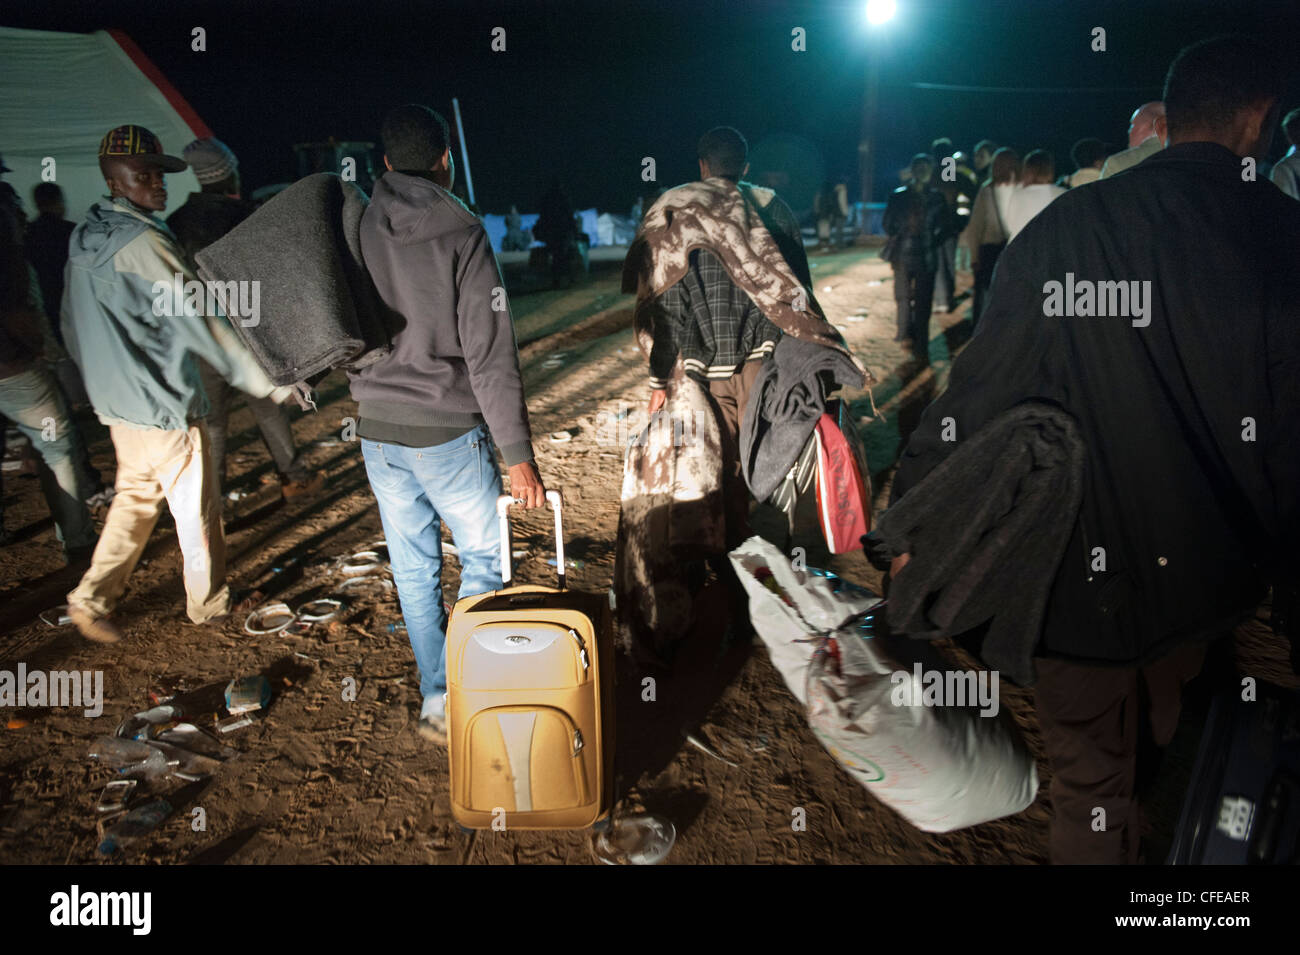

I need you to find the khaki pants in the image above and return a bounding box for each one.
[68,421,229,623]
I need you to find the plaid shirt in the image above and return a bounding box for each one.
[648,186,807,390]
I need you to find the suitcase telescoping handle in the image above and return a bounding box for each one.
[497,490,564,588]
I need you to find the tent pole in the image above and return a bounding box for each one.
[452,97,475,207]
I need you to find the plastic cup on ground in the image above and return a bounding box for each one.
[592,813,676,865]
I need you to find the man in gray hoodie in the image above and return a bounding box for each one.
[351,104,545,743]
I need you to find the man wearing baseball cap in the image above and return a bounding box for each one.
[61,125,289,643]
[168,137,324,503]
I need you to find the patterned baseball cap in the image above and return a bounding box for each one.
[98,124,187,172]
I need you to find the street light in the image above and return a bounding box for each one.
[859,1,896,209]
[866,0,897,25]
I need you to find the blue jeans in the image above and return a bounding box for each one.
[361,425,504,699]
[0,365,96,552]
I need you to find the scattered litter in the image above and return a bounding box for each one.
[293,651,320,663]
[386,622,407,634]
[38,605,72,628]
[224,675,272,715]
[216,713,255,735]
[96,779,136,814]
[549,431,573,443]
[442,542,458,556]
[6,718,28,730]
[226,489,253,501]
[867,278,884,286]
[283,619,314,636]
[244,602,295,636]
[315,438,343,447]
[115,704,183,741]
[88,736,173,780]
[156,723,237,760]
[335,574,393,595]
[97,799,171,856]
[511,549,528,560]
[822,286,833,292]
[340,551,385,576]
[148,678,190,706]
[546,557,585,569]
[846,314,866,322]
[296,598,343,623]
[684,732,740,768]
[592,814,677,865]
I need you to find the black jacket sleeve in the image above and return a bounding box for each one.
[890,227,1065,503]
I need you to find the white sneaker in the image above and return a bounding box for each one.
[417,694,447,744]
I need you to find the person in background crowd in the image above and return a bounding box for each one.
[1099,101,1167,178]
[884,153,949,361]
[1269,107,1300,199]
[62,125,292,645]
[351,104,545,743]
[813,179,849,249]
[501,204,531,250]
[958,147,1020,328]
[0,189,97,559]
[13,180,113,514]
[1063,138,1110,188]
[888,36,1297,864]
[972,140,997,178]
[929,137,978,312]
[24,183,74,347]
[1004,149,1066,240]
[533,177,580,289]
[167,137,324,503]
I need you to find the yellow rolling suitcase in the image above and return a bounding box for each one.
[446,490,615,830]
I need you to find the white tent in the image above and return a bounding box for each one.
[0,26,207,220]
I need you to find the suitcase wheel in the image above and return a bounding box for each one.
[590,815,611,833]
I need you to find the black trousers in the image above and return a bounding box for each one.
[893,260,936,358]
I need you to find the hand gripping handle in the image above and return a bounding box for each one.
[496,490,564,586]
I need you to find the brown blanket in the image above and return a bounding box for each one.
[615,178,867,665]
[621,177,867,379]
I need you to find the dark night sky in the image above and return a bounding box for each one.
[5,0,1300,216]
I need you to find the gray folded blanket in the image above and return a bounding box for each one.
[740,334,866,501]
[195,173,394,386]
[876,400,1085,685]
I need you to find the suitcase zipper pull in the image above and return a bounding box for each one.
[567,628,590,672]
[573,729,584,756]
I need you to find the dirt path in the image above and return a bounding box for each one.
[2,248,1290,864]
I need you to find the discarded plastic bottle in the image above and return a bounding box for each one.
[88,736,173,780]
[116,704,183,741]
[97,799,172,855]
[386,622,407,633]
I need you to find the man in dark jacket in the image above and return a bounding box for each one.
[888,36,1299,864]
[883,154,949,360]
[168,138,321,502]
[24,183,74,346]
[352,104,546,743]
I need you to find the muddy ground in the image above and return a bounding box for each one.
[1,247,1294,865]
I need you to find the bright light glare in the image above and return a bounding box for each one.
[866,0,897,25]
